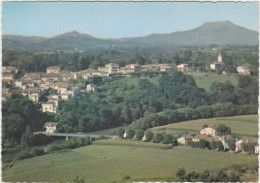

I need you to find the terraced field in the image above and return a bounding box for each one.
[3,139,258,183]
[152,114,258,137]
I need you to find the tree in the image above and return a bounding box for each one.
[229,172,241,182]
[21,126,34,147]
[117,128,125,138]
[216,124,231,150]
[145,130,154,142]
[126,128,135,139]
[154,133,164,143]
[198,139,209,149]
[216,141,224,151]
[176,167,186,181]
[210,140,217,150]
[216,169,228,182]
[202,124,208,129]
[227,141,236,151]
[163,134,173,144]
[241,142,249,152]
[135,129,144,140]
[248,142,255,154]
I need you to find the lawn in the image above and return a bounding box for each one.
[193,74,238,92]
[3,139,258,183]
[152,114,258,137]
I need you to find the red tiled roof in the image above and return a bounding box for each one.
[45,122,57,127]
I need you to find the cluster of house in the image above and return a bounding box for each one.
[2,66,98,113]
[177,125,258,154]
[2,55,251,104]
[209,54,251,75]
[45,122,58,133]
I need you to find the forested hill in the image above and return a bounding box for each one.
[3,21,258,51]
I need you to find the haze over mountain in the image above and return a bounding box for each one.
[3,21,258,51]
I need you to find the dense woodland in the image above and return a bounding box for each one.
[2,45,259,148]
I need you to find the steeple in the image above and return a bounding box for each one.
[218,53,222,62]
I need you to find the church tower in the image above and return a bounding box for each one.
[218,53,222,62]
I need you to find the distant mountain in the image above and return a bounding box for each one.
[3,21,258,51]
[121,21,259,46]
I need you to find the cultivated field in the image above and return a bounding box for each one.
[193,74,238,92]
[3,139,258,183]
[152,114,258,137]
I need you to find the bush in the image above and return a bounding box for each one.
[82,136,91,145]
[145,130,154,142]
[154,133,164,143]
[227,141,236,151]
[241,142,249,152]
[216,141,224,151]
[15,150,34,161]
[122,175,131,181]
[126,128,135,139]
[31,147,45,156]
[163,134,173,144]
[248,142,255,154]
[117,127,125,138]
[135,129,144,140]
[210,140,217,150]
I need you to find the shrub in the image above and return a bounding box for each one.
[31,147,45,156]
[15,150,34,161]
[241,142,249,152]
[163,134,173,144]
[122,175,131,181]
[82,136,91,145]
[210,140,217,150]
[126,128,135,139]
[117,128,125,138]
[135,129,144,140]
[154,133,164,143]
[145,130,154,142]
[227,141,236,151]
[216,141,224,151]
[248,142,255,154]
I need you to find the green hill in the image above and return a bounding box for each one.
[3,139,257,182]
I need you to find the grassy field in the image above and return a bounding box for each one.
[193,74,238,92]
[3,139,258,183]
[152,114,258,137]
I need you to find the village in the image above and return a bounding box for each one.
[2,54,255,156]
[2,54,251,109]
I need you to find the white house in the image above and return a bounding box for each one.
[42,102,58,113]
[86,84,97,92]
[46,66,60,73]
[177,136,193,144]
[45,122,57,133]
[176,64,189,72]
[200,125,216,136]
[237,66,250,75]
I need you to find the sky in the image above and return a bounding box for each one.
[2,2,259,38]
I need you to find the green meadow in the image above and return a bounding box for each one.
[3,139,258,183]
[152,114,258,137]
[193,74,238,92]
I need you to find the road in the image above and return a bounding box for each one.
[33,132,117,138]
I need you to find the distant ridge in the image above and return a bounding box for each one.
[3,21,258,51]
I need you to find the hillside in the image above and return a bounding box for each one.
[3,21,258,51]
[152,114,258,137]
[3,139,257,182]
